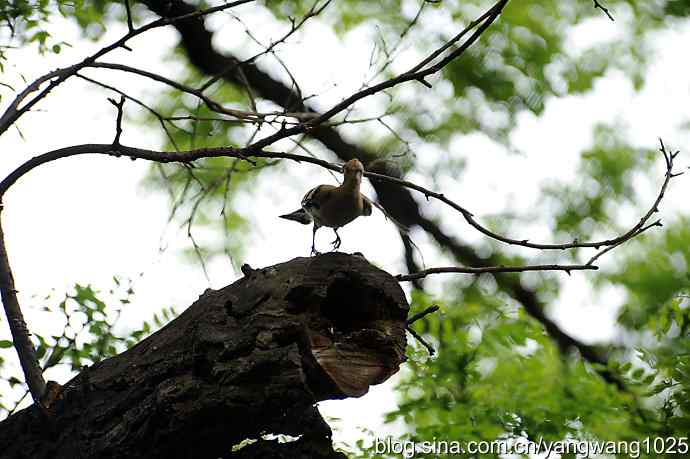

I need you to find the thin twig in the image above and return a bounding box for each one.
[77,73,181,151]
[87,62,300,122]
[124,0,134,32]
[199,0,332,93]
[0,0,255,136]
[408,1,498,74]
[406,325,436,355]
[584,140,680,265]
[584,138,679,264]
[407,305,440,325]
[585,219,662,266]
[186,187,212,282]
[248,0,510,151]
[365,0,426,85]
[398,264,598,282]
[593,0,614,21]
[107,96,125,147]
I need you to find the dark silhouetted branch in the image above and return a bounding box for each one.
[585,138,680,265]
[407,305,440,325]
[406,326,436,355]
[0,214,46,404]
[124,0,134,32]
[593,0,614,21]
[0,0,255,136]
[397,264,598,282]
[108,96,126,147]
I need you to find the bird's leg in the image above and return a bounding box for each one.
[330,228,342,251]
[311,223,320,255]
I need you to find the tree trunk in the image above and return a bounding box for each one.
[0,253,408,458]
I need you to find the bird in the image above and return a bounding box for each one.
[280,159,375,254]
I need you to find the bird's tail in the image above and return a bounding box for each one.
[279,209,313,225]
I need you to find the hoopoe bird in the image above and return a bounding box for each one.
[280,159,374,254]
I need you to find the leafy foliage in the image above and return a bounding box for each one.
[349,280,689,457]
[606,219,690,328]
[0,278,177,418]
[541,125,656,248]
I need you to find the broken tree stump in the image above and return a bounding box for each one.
[0,253,408,458]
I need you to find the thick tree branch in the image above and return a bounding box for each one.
[0,212,46,403]
[0,144,383,198]
[0,253,405,458]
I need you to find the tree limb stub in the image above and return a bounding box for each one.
[0,253,408,458]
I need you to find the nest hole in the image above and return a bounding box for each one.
[321,275,385,333]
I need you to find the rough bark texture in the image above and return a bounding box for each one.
[0,253,408,459]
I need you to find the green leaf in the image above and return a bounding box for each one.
[631,368,645,380]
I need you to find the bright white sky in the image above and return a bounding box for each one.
[0,1,689,450]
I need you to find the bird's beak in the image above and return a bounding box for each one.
[355,170,363,180]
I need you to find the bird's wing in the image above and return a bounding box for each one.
[362,194,409,233]
[362,195,373,216]
[302,184,335,210]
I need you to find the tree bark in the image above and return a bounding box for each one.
[0,253,408,459]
